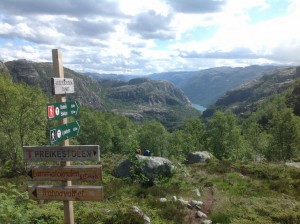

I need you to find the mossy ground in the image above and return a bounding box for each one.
[0,155,299,223]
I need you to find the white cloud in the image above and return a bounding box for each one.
[0,0,299,74]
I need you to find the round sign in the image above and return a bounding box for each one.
[57,129,62,138]
[55,107,60,116]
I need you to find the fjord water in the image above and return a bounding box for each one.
[192,104,206,112]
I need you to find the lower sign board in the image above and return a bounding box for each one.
[49,121,80,145]
[23,145,100,162]
[28,185,103,201]
[27,165,102,181]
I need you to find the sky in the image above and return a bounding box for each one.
[0,0,300,75]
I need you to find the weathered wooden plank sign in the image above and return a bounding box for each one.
[28,185,103,201]
[27,165,102,181]
[23,145,100,162]
[47,101,79,121]
[51,78,75,95]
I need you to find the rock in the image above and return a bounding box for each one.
[202,220,212,224]
[190,200,203,207]
[178,198,189,205]
[192,188,201,197]
[113,155,174,180]
[113,159,132,178]
[285,162,300,168]
[196,211,207,218]
[131,206,151,224]
[160,198,168,202]
[172,196,177,202]
[186,151,213,164]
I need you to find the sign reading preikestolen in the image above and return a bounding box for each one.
[23,145,100,162]
[47,101,79,121]
[48,121,80,145]
[27,165,102,181]
[51,78,75,95]
[28,185,103,201]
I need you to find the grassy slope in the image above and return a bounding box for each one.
[0,155,299,223]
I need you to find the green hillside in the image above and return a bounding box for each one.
[4,60,200,130]
[212,66,300,115]
[0,64,300,223]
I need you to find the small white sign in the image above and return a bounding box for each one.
[51,78,75,95]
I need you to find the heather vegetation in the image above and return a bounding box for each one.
[0,72,300,223]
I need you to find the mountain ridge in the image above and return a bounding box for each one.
[4,60,199,129]
[210,66,300,115]
[84,65,282,107]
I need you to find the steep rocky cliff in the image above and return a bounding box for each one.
[107,78,190,106]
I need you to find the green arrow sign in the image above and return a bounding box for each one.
[49,121,80,145]
[47,101,79,121]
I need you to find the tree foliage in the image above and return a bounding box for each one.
[137,120,169,157]
[2,70,300,178]
[206,111,245,160]
[0,74,47,175]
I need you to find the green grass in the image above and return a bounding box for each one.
[0,157,299,223]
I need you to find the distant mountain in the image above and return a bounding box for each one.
[4,60,200,129]
[149,71,199,86]
[100,77,199,128]
[148,65,282,107]
[5,60,104,109]
[83,72,140,82]
[85,66,282,108]
[210,66,300,115]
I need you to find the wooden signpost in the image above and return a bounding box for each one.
[27,165,102,181]
[23,49,103,224]
[28,185,103,201]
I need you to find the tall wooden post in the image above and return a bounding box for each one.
[52,49,74,224]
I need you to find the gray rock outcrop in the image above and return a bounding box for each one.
[285,162,300,168]
[113,155,174,180]
[185,151,213,164]
[131,206,151,224]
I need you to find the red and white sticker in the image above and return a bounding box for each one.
[48,106,55,119]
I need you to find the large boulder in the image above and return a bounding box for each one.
[185,151,213,164]
[113,155,174,180]
[285,162,300,168]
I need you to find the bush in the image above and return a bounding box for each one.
[104,209,145,224]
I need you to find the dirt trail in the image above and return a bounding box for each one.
[202,186,215,215]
